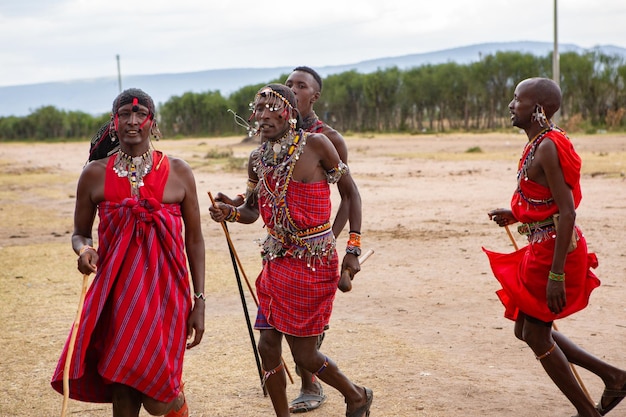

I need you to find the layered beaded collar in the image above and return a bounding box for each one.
[262,130,300,166]
[112,149,153,197]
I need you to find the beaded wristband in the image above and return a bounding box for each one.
[194,292,206,301]
[225,207,241,223]
[79,245,96,256]
[548,271,565,282]
[347,231,361,248]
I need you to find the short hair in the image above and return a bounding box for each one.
[293,66,323,92]
[112,88,156,115]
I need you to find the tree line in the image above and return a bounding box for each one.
[2,50,625,141]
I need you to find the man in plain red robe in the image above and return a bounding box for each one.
[484,78,626,417]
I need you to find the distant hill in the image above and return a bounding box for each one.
[2,41,625,117]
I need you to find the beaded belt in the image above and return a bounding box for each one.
[268,222,332,240]
[518,218,556,244]
[517,218,555,236]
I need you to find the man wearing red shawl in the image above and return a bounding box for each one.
[51,88,205,417]
[484,78,626,417]
[209,84,372,417]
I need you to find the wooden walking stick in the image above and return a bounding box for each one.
[208,192,294,385]
[503,225,593,403]
[61,273,89,417]
[338,248,374,293]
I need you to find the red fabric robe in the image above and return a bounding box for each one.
[51,152,190,403]
[483,129,600,322]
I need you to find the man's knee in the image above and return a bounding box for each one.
[258,331,281,362]
[142,399,169,416]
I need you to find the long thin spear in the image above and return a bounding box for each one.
[61,273,89,417]
[208,192,294,385]
[503,225,593,403]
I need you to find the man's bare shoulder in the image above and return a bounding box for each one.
[304,131,332,145]
[164,154,191,170]
[321,125,345,145]
[82,157,108,175]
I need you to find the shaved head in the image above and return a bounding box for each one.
[521,78,562,119]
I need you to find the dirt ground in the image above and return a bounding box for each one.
[1,131,625,417]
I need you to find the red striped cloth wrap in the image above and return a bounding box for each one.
[51,152,190,403]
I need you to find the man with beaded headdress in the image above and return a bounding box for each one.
[209,84,372,417]
[215,66,361,413]
[51,88,205,417]
[484,78,626,416]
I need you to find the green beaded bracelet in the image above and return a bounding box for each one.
[548,271,565,282]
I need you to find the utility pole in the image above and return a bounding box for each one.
[553,0,559,86]
[116,54,122,93]
[553,0,560,121]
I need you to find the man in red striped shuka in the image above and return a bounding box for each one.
[484,78,626,417]
[51,88,206,417]
[209,84,373,417]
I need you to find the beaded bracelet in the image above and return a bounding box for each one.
[79,245,96,256]
[347,231,361,248]
[548,271,565,282]
[194,292,206,301]
[225,207,241,223]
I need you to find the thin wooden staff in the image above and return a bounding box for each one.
[338,248,374,292]
[208,192,294,385]
[61,273,89,417]
[503,225,593,403]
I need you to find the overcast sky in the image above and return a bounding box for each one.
[1,0,625,88]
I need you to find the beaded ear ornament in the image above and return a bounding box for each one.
[532,105,547,127]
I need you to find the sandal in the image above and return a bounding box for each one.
[346,386,373,417]
[289,380,327,413]
[597,382,626,415]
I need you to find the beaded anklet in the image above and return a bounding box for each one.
[262,362,284,387]
[314,357,329,376]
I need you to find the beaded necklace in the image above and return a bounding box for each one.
[113,149,153,197]
[302,112,324,133]
[262,130,299,166]
[516,126,553,207]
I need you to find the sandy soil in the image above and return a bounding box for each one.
[1,131,625,417]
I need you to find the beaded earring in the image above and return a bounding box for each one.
[532,105,547,127]
[150,120,162,141]
[109,121,117,141]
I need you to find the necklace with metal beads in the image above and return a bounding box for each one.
[262,130,298,166]
[113,149,153,197]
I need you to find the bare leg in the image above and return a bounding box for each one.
[553,330,626,410]
[111,384,142,417]
[520,318,600,417]
[286,335,371,416]
[292,332,326,412]
[258,328,289,417]
[111,382,185,417]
